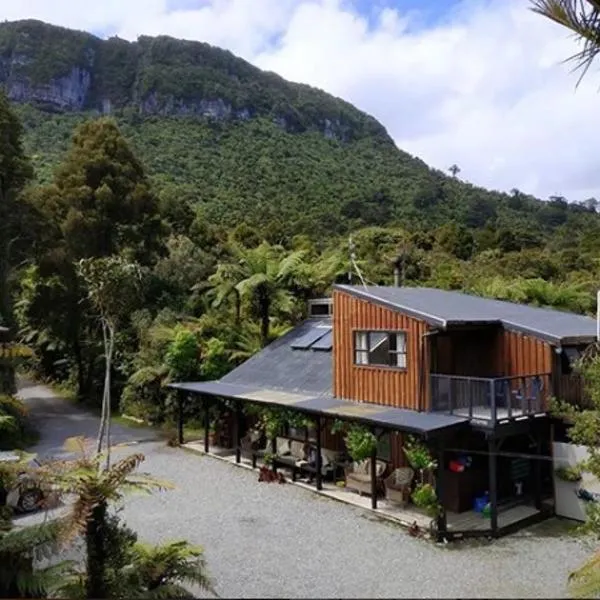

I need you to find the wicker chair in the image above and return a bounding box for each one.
[344,459,387,496]
[384,467,414,507]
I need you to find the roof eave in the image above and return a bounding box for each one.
[333,284,447,328]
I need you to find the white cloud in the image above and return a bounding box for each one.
[1,0,597,201]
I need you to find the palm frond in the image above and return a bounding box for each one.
[531,0,600,83]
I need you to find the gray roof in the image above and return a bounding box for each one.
[336,285,597,345]
[169,380,468,437]
[220,318,332,395]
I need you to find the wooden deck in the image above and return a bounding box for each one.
[447,503,541,532]
[182,441,548,537]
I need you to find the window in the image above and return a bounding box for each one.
[377,433,392,461]
[354,331,407,368]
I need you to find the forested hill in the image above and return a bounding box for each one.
[1,19,597,241]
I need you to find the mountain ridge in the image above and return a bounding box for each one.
[0,18,391,143]
[1,19,595,243]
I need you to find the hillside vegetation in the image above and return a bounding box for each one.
[1,20,598,241]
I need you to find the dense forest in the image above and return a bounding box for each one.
[1,19,600,424]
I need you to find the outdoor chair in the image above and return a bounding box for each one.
[384,467,414,507]
[344,459,387,496]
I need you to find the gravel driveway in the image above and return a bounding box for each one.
[18,381,595,599]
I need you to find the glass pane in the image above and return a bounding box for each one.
[355,350,369,365]
[377,433,391,461]
[395,352,407,368]
[396,332,406,352]
[355,332,368,351]
[369,332,390,365]
[369,331,387,351]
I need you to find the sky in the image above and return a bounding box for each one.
[1,0,598,202]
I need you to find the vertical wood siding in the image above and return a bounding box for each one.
[333,290,428,410]
[493,330,553,377]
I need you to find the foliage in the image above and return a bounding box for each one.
[330,420,377,462]
[0,395,37,450]
[530,1,600,84]
[555,465,583,482]
[164,326,200,382]
[411,483,440,517]
[550,346,600,597]
[403,436,437,472]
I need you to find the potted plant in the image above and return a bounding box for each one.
[403,436,437,486]
[411,482,441,517]
[331,420,377,462]
[555,464,582,482]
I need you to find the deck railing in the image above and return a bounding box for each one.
[430,373,552,425]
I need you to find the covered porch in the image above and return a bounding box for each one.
[169,380,553,540]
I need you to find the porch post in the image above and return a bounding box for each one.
[488,437,498,536]
[235,401,242,463]
[436,439,448,540]
[534,423,543,510]
[176,391,185,446]
[203,396,210,453]
[315,415,323,491]
[370,432,378,510]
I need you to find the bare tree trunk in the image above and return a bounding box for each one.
[96,320,109,456]
[105,322,115,470]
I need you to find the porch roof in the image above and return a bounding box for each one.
[168,380,468,437]
[336,285,597,345]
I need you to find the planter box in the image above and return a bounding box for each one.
[553,442,600,522]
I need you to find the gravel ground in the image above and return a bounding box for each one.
[17,381,596,599]
[114,442,593,599]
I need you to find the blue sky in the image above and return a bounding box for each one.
[2,0,598,201]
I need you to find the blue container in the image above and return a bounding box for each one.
[473,493,490,513]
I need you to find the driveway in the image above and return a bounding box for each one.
[18,381,595,598]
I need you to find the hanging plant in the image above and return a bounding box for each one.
[330,420,377,462]
[403,436,437,471]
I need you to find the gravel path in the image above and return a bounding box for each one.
[18,381,596,598]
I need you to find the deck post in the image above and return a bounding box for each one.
[176,391,185,446]
[436,439,448,541]
[488,437,498,536]
[370,434,378,510]
[234,401,242,463]
[315,415,323,491]
[203,396,210,453]
[489,380,497,426]
[534,424,543,510]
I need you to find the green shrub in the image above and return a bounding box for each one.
[0,395,36,449]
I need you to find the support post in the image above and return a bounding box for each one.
[315,415,323,491]
[370,434,378,510]
[176,392,185,446]
[490,379,497,426]
[436,439,447,541]
[488,437,498,536]
[235,401,242,463]
[203,396,210,454]
[534,424,543,510]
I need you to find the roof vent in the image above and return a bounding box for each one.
[308,298,333,318]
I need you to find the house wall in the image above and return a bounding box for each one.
[493,329,553,377]
[332,290,429,410]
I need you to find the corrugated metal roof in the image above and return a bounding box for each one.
[220,318,332,395]
[169,380,468,436]
[336,285,597,345]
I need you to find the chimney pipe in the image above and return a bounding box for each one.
[393,266,400,287]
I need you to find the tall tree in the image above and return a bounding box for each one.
[208,241,309,346]
[0,90,33,333]
[77,256,142,464]
[531,1,600,82]
[448,164,461,178]
[26,118,166,400]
